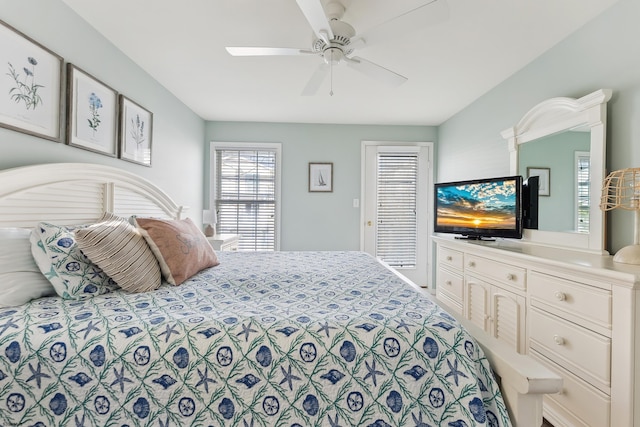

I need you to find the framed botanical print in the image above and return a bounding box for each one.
[118,95,153,167]
[67,64,118,156]
[0,19,63,142]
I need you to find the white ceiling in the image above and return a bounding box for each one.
[61,0,618,126]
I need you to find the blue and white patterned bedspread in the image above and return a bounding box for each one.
[0,251,510,427]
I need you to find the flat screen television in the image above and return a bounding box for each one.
[434,175,523,240]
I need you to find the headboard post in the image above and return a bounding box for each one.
[104,182,115,214]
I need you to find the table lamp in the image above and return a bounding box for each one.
[203,209,217,237]
[600,167,640,264]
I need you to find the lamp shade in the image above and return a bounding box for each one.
[203,209,217,225]
[600,167,640,211]
[600,167,640,264]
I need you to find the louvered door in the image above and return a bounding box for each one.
[491,287,526,353]
[465,277,491,332]
[362,143,432,287]
[465,274,526,353]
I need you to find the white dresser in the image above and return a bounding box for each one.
[433,235,640,427]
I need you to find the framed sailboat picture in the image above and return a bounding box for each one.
[309,162,333,192]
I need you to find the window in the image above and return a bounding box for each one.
[211,143,281,251]
[575,151,590,233]
[375,152,418,268]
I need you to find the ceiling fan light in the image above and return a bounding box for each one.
[323,47,344,65]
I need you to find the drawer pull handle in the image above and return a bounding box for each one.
[468,261,476,268]
[505,273,516,281]
[554,291,566,301]
[446,256,453,261]
[553,335,565,346]
[445,280,452,286]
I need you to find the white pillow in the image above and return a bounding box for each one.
[30,215,120,299]
[0,228,55,307]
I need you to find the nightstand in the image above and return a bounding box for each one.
[207,234,239,251]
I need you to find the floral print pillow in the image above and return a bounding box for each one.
[30,219,119,299]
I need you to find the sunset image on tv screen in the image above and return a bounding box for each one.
[436,179,517,229]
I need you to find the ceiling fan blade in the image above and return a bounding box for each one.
[350,0,449,48]
[345,56,407,87]
[226,47,313,56]
[301,63,329,96]
[295,0,334,43]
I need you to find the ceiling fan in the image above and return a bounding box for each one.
[225,0,448,95]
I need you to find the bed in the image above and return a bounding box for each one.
[0,163,561,427]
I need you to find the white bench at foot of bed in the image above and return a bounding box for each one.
[459,317,562,427]
[385,263,562,427]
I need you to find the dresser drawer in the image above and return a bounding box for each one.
[529,307,611,391]
[438,246,463,271]
[437,267,463,301]
[529,271,611,330]
[465,254,526,290]
[531,350,610,427]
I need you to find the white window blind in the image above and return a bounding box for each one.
[376,152,418,268]
[215,149,276,251]
[576,152,590,233]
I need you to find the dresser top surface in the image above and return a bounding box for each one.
[433,234,640,286]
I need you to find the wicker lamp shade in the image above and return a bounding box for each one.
[600,167,640,264]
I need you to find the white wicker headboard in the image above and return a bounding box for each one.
[0,163,186,228]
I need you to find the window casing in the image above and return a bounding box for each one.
[211,143,281,251]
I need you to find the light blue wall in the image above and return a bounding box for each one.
[8,0,635,253]
[438,0,640,253]
[206,122,436,250]
[0,0,206,221]
[1,0,436,251]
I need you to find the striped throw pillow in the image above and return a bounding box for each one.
[74,215,161,293]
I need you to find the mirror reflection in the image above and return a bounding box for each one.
[518,129,590,233]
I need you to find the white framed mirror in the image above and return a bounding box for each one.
[501,89,612,254]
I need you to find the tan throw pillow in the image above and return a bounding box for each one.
[134,217,219,285]
[74,215,162,293]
